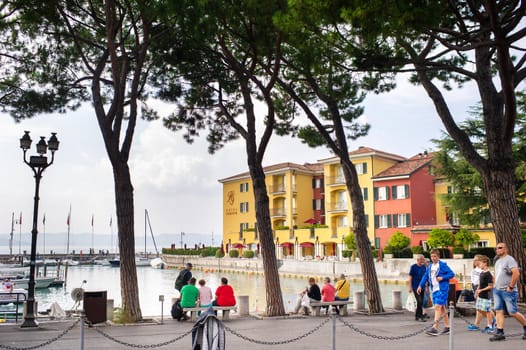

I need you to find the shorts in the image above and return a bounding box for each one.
[431,290,448,306]
[493,289,518,314]
[475,297,492,312]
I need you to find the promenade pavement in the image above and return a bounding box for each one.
[1,309,525,350]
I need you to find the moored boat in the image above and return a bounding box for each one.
[150,257,166,269]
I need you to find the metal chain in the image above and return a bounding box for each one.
[337,316,429,340]
[92,326,192,348]
[224,316,331,345]
[453,309,474,326]
[0,319,81,350]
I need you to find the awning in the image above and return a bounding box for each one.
[232,243,245,249]
[304,218,318,224]
[280,242,294,247]
[300,242,314,248]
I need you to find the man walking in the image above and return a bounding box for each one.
[417,249,455,336]
[409,254,427,322]
[489,242,526,342]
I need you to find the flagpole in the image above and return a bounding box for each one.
[18,212,22,257]
[66,205,71,255]
[42,213,46,255]
[9,212,14,256]
[110,216,113,254]
[91,214,94,255]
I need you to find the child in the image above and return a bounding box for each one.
[469,255,495,333]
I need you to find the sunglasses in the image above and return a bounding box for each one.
[496,246,505,249]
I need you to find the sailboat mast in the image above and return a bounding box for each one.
[9,212,14,256]
[145,209,160,256]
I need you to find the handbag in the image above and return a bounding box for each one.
[301,293,310,307]
[405,293,417,312]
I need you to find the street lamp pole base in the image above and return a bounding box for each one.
[20,318,39,328]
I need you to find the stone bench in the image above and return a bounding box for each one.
[182,306,237,321]
[309,300,354,316]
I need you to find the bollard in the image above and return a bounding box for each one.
[449,301,454,350]
[238,295,249,317]
[392,290,402,310]
[80,311,85,350]
[106,299,114,322]
[332,307,337,350]
[353,290,365,311]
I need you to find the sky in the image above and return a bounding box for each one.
[0,76,480,254]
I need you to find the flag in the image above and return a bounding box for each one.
[43,213,46,225]
[109,216,112,227]
[67,205,71,227]
[91,214,94,227]
[19,212,22,225]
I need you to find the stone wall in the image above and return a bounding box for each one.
[163,255,475,283]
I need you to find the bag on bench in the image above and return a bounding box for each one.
[171,300,184,320]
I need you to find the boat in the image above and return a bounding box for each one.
[150,257,166,269]
[135,257,151,267]
[108,257,120,267]
[7,276,56,289]
[0,280,27,305]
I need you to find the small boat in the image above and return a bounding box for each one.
[135,257,151,267]
[0,282,27,305]
[7,276,56,289]
[108,257,120,267]
[150,257,166,269]
[61,258,80,266]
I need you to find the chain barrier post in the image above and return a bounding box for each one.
[448,301,454,350]
[159,295,165,325]
[80,311,85,350]
[332,307,337,350]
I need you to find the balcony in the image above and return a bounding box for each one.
[326,175,345,186]
[270,207,297,217]
[268,184,286,194]
[270,207,286,217]
[327,201,348,212]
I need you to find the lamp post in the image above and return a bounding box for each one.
[180,231,185,249]
[19,131,59,328]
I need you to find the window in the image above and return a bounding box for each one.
[392,185,409,199]
[362,187,368,201]
[374,214,391,228]
[337,216,348,228]
[394,213,410,228]
[240,182,249,192]
[355,162,368,175]
[374,186,390,201]
[239,223,249,231]
[240,202,249,213]
[472,241,489,248]
[312,178,323,188]
[313,199,324,210]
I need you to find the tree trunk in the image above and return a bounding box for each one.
[483,168,526,301]
[113,160,142,321]
[249,162,286,316]
[341,157,385,313]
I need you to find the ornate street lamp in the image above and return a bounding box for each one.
[20,131,59,328]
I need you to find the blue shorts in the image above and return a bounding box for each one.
[493,289,518,314]
[432,290,448,306]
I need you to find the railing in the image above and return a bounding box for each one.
[0,291,27,323]
[270,208,286,216]
[268,184,286,194]
[325,175,345,186]
[327,201,348,212]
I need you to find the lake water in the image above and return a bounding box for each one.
[34,265,409,317]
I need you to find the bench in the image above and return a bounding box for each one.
[309,300,354,317]
[182,306,237,321]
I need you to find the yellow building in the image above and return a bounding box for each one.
[432,178,496,248]
[317,147,406,251]
[218,162,322,257]
[218,147,406,258]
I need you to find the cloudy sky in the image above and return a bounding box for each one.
[0,76,479,253]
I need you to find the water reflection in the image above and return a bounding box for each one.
[35,266,408,316]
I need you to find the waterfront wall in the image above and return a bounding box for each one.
[162,255,476,283]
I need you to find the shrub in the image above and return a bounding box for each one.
[342,250,352,258]
[394,247,413,258]
[215,249,225,258]
[229,250,239,258]
[453,246,466,254]
[243,250,255,259]
[411,246,424,254]
[275,225,289,230]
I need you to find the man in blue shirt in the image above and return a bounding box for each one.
[409,254,427,321]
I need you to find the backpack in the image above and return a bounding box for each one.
[171,300,184,320]
[175,269,189,291]
[191,307,226,350]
